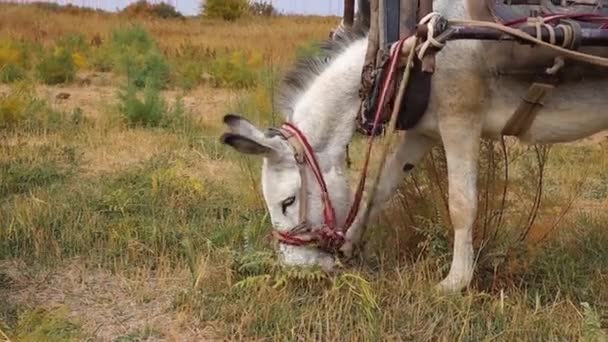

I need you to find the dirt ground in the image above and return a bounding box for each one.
[0,260,219,341]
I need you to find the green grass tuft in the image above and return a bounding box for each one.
[36,48,76,85]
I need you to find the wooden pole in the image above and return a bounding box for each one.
[344,0,355,27]
[359,0,379,122]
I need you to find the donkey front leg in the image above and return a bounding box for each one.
[341,131,432,256]
[437,116,481,293]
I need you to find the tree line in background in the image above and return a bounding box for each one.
[123,0,278,20]
[2,1,277,20]
[124,0,278,20]
[202,0,277,20]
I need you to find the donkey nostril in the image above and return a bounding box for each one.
[403,163,415,172]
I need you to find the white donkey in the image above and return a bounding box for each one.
[221,0,608,292]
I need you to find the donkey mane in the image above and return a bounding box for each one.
[277,27,367,118]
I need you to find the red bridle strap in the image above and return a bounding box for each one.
[280,122,337,229]
[343,37,408,229]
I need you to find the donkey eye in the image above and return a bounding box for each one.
[281,196,296,214]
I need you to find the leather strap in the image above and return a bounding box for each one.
[276,127,309,224]
[502,82,555,136]
[397,0,433,130]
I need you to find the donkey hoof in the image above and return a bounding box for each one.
[436,275,469,294]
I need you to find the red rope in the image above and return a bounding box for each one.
[343,37,408,229]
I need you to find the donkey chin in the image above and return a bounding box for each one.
[278,244,339,272]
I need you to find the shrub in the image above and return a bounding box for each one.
[151,2,184,18]
[0,40,27,83]
[119,84,164,127]
[111,25,156,53]
[119,51,170,89]
[0,84,30,127]
[172,43,215,90]
[118,82,184,127]
[36,48,75,85]
[249,1,277,16]
[56,33,89,71]
[0,83,45,129]
[122,1,184,19]
[89,45,114,72]
[0,64,26,83]
[111,26,170,88]
[56,33,89,54]
[209,50,262,88]
[175,60,203,90]
[202,0,249,21]
[0,41,21,68]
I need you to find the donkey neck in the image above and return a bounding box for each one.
[288,38,367,169]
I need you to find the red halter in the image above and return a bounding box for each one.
[271,37,409,253]
[271,123,344,252]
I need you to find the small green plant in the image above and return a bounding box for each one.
[118,82,184,127]
[202,0,249,21]
[0,63,25,83]
[581,302,607,341]
[13,306,83,341]
[36,48,76,85]
[0,83,39,128]
[118,83,165,127]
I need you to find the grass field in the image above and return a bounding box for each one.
[0,3,607,341]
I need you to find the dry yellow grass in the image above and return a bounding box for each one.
[0,4,337,67]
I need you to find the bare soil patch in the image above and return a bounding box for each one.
[0,260,217,341]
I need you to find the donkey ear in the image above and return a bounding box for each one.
[220,133,274,155]
[223,114,266,139]
[221,114,287,156]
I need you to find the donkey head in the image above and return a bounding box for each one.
[221,114,352,271]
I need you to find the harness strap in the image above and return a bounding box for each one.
[279,124,337,229]
[276,127,309,223]
[345,37,409,228]
[502,82,555,137]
